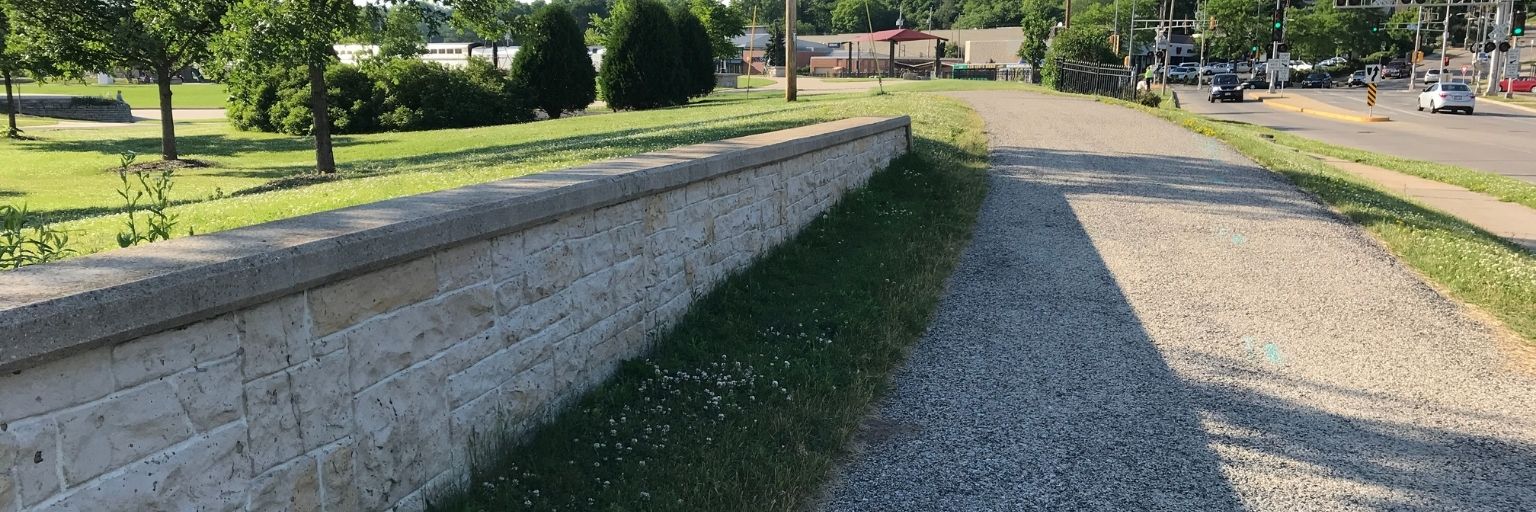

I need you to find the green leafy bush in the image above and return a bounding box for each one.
[0,204,74,269]
[599,0,687,110]
[1136,91,1163,108]
[510,4,598,119]
[672,5,716,99]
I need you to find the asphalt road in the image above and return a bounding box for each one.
[1177,80,1536,184]
[818,90,1536,511]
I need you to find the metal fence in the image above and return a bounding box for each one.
[1052,58,1136,100]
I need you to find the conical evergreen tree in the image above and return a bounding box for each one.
[599,0,686,110]
[672,5,715,98]
[511,4,597,119]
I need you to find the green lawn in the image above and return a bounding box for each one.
[735,76,776,88]
[0,80,1028,261]
[429,86,989,512]
[7,82,228,109]
[1107,97,1536,345]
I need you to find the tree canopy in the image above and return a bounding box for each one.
[511,3,596,118]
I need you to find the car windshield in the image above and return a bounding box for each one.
[1213,74,1239,85]
[1442,83,1471,91]
[1308,73,1327,79]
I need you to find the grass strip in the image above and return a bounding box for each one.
[1102,96,1536,344]
[427,95,988,511]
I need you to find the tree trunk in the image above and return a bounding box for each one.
[3,70,19,139]
[308,62,337,174]
[491,42,499,68]
[155,66,179,160]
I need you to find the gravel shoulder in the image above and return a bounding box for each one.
[817,91,1536,511]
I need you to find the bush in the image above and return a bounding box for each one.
[599,0,687,110]
[510,4,598,119]
[1136,91,1163,108]
[672,5,716,98]
[226,57,532,134]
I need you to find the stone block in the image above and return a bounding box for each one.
[56,380,195,485]
[246,453,319,512]
[316,440,357,512]
[504,290,575,342]
[287,350,352,452]
[344,285,495,392]
[240,294,313,380]
[0,417,60,508]
[492,273,530,317]
[112,314,240,388]
[503,359,554,423]
[41,422,250,512]
[435,240,491,292]
[353,359,450,511]
[307,257,438,338]
[0,346,113,424]
[169,355,243,431]
[488,232,528,285]
[244,371,302,473]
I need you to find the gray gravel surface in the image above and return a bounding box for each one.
[817,91,1536,511]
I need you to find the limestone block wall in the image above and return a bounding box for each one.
[2,96,133,123]
[0,116,909,512]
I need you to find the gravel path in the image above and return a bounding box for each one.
[817,91,1536,511]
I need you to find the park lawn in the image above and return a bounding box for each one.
[14,115,57,127]
[3,81,1013,260]
[428,86,989,512]
[1106,97,1536,345]
[6,82,228,109]
[735,76,776,87]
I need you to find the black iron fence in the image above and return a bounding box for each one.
[1052,58,1136,100]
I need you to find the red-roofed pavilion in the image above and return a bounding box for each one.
[854,29,947,77]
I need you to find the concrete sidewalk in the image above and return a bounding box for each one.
[1314,154,1536,251]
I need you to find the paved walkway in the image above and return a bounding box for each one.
[818,91,1536,511]
[1315,154,1536,251]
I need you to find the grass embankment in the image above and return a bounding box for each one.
[427,93,989,511]
[1108,97,1536,343]
[1,80,1023,260]
[7,82,228,109]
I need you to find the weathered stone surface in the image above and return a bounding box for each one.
[246,453,319,512]
[111,313,241,388]
[241,293,312,380]
[55,380,195,485]
[0,417,60,508]
[308,257,438,338]
[169,355,243,431]
[0,347,112,424]
[316,440,357,512]
[41,422,250,512]
[243,371,302,473]
[287,350,352,452]
[344,285,495,392]
[435,240,491,292]
[354,359,450,511]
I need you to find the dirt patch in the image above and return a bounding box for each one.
[231,173,346,197]
[110,158,212,173]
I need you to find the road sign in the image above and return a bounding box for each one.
[1507,46,1523,78]
[1276,66,1291,82]
[1366,83,1378,107]
[1364,64,1382,83]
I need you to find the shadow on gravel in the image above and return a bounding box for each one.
[821,149,1246,510]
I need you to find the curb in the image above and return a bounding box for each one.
[1260,98,1390,122]
[1483,96,1536,115]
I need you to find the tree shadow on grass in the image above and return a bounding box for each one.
[21,132,378,158]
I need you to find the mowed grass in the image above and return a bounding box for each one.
[7,82,229,109]
[1108,97,1536,344]
[735,76,776,87]
[428,91,989,511]
[2,80,1022,260]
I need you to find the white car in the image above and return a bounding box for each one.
[1319,56,1348,67]
[1201,62,1234,75]
[1168,65,1200,81]
[1234,61,1253,73]
[1418,82,1475,114]
[1289,60,1314,71]
[1423,68,1442,83]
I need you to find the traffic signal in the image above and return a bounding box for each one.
[1371,25,1380,33]
[1514,10,1527,37]
[1485,41,1498,53]
[1271,7,1285,42]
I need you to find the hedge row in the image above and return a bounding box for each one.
[226,57,534,135]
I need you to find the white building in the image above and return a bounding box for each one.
[333,43,603,71]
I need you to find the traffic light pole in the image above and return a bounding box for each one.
[1410,7,1423,92]
[1438,3,1450,80]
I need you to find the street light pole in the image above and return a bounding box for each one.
[1410,7,1423,92]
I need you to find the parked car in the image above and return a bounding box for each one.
[1234,61,1253,73]
[1346,70,1368,87]
[1383,61,1410,78]
[1202,62,1235,75]
[1319,56,1348,67]
[1423,68,1442,83]
[1289,60,1314,71]
[1499,76,1536,93]
[1301,72,1332,88]
[1240,78,1269,90]
[1168,64,1200,82]
[1418,82,1475,114]
[1209,73,1244,102]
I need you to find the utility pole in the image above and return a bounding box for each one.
[1439,3,1451,80]
[786,0,797,101]
[1410,7,1424,91]
[1483,0,1506,96]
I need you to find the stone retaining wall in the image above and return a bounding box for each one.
[0,116,910,511]
[2,96,133,123]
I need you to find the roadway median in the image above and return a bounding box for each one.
[1255,93,1390,123]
